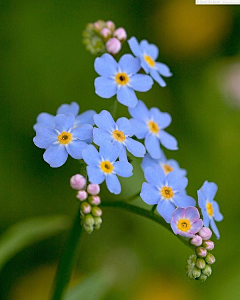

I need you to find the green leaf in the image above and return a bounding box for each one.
[0,215,70,271]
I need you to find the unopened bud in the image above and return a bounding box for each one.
[205,253,216,265]
[190,235,202,247]
[192,267,201,279]
[70,174,86,190]
[198,227,212,240]
[94,216,102,230]
[202,240,214,251]
[76,190,88,201]
[84,214,95,227]
[88,195,101,206]
[87,183,100,195]
[199,274,208,282]
[196,258,206,270]
[92,206,102,217]
[106,20,115,32]
[83,223,94,234]
[202,265,212,276]
[113,27,127,42]
[93,20,105,32]
[196,247,207,258]
[100,28,112,40]
[80,202,92,214]
[106,38,121,54]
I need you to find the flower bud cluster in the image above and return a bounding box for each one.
[70,174,102,234]
[186,227,215,282]
[82,20,127,55]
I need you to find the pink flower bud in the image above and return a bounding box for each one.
[100,28,112,40]
[113,27,127,41]
[80,202,92,214]
[87,183,100,195]
[88,196,101,206]
[190,235,202,247]
[92,206,102,217]
[93,20,105,31]
[198,227,212,240]
[76,190,88,201]
[203,240,215,251]
[106,38,121,54]
[70,174,86,190]
[196,246,207,258]
[106,20,115,31]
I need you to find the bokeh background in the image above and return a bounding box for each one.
[1,0,240,299]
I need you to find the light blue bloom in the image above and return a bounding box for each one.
[34,114,93,168]
[82,142,133,194]
[140,166,195,223]
[198,181,223,239]
[34,102,96,130]
[141,153,187,177]
[94,53,153,108]
[93,110,146,161]
[128,37,172,87]
[129,100,178,159]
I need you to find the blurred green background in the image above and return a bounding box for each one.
[1,0,240,299]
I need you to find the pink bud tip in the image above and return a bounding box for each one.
[198,227,212,240]
[190,235,203,247]
[70,174,86,190]
[203,240,215,251]
[196,247,207,258]
[76,190,88,201]
[106,38,121,54]
[100,28,111,39]
[89,195,101,206]
[106,20,115,31]
[93,20,102,31]
[113,27,127,41]
[87,183,100,195]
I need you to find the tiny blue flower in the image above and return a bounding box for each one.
[34,102,96,130]
[82,142,133,194]
[93,110,146,161]
[198,181,223,239]
[94,53,153,108]
[129,100,178,159]
[140,166,195,223]
[128,37,172,87]
[141,153,187,177]
[34,114,93,168]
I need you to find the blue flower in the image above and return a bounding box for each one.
[198,181,223,239]
[34,102,96,130]
[34,114,93,168]
[93,110,146,161]
[128,37,172,87]
[140,166,195,223]
[82,142,133,194]
[94,53,153,108]
[141,153,187,177]
[129,100,178,159]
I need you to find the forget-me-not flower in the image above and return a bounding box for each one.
[82,142,133,194]
[198,181,223,239]
[94,53,153,108]
[34,114,93,168]
[93,110,146,161]
[128,37,172,87]
[140,166,195,223]
[129,100,178,159]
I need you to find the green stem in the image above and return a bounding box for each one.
[50,210,82,300]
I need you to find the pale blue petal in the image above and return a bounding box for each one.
[202,211,210,227]
[130,119,148,139]
[94,53,118,76]
[54,114,75,132]
[106,174,121,194]
[114,161,133,177]
[93,128,112,146]
[43,144,68,168]
[140,40,159,60]
[157,200,175,223]
[140,58,151,73]
[173,193,196,207]
[87,166,105,184]
[198,189,206,209]
[75,110,96,126]
[128,100,149,121]
[34,113,54,130]
[94,110,116,130]
[150,69,167,87]
[128,37,141,57]
[190,219,203,234]
[34,127,58,149]
[130,74,153,92]
[118,145,127,161]
[71,124,93,140]
[140,182,160,205]
[144,166,165,187]
[66,140,87,159]
[118,54,141,74]
[160,130,178,150]
[116,117,134,136]
[168,159,187,177]
[210,219,220,239]
[203,181,218,201]
[167,172,188,191]
[95,77,117,99]
[212,201,223,222]
[171,207,185,223]
[100,142,119,162]
[145,134,162,159]
[125,138,146,158]
[155,62,172,77]
[57,102,79,116]
[141,154,159,171]
[117,86,138,108]
[82,145,101,166]
[149,108,172,129]
[185,207,200,223]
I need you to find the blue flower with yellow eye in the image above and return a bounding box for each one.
[129,100,178,159]
[34,114,93,168]
[93,110,146,161]
[198,181,223,239]
[82,142,133,194]
[128,37,172,87]
[94,53,153,108]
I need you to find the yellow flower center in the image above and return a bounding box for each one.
[148,121,159,134]
[206,202,214,217]
[177,219,191,232]
[161,186,174,199]
[58,132,72,145]
[163,164,174,174]
[115,72,130,85]
[112,130,126,142]
[144,54,155,67]
[100,161,114,174]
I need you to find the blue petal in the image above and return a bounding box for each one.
[118,145,128,161]
[94,53,118,76]
[75,110,96,126]
[167,172,188,191]
[210,219,220,239]
[155,62,172,77]
[203,181,218,201]
[171,207,185,223]
[87,166,105,184]
[93,128,112,146]
[66,140,87,159]
[167,159,187,177]
[144,166,166,187]
[130,119,148,139]
[150,69,167,87]
[160,130,178,150]
[118,54,141,74]
[130,74,153,92]
[106,174,121,194]
[141,154,159,171]
[140,40,159,61]
[114,161,133,177]
[82,145,101,166]
[212,201,223,222]
[202,211,210,227]
[116,117,134,136]
[128,37,142,57]
[100,141,120,162]
[95,77,117,99]
[125,138,146,158]
[128,100,149,121]
[71,124,93,140]
[149,108,172,129]
[34,113,54,130]
[197,189,206,209]
[145,134,162,159]
[43,144,68,168]
[94,110,116,130]
[34,127,58,149]
[117,86,138,108]
[140,58,151,74]
[173,193,196,207]
[157,200,175,223]
[140,182,160,205]
[185,207,200,223]
[54,114,75,132]
[57,102,79,116]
